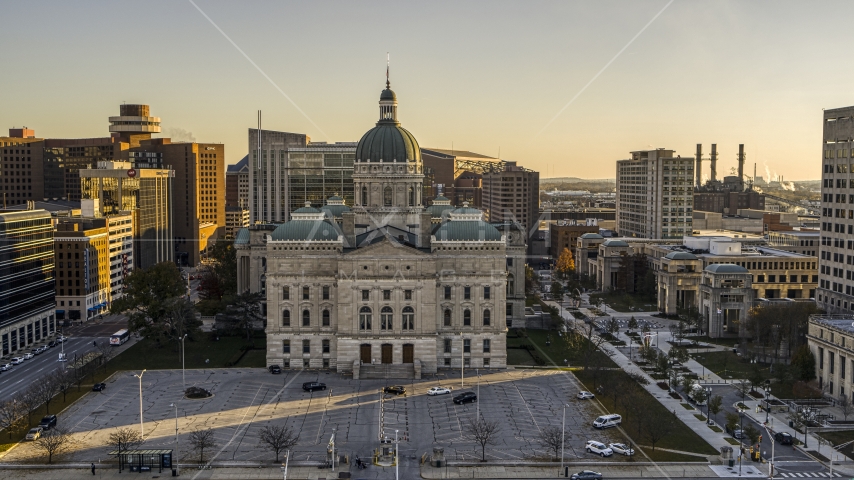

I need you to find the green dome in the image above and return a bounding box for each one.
[580,233,603,239]
[705,264,749,274]
[233,228,250,245]
[664,251,698,260]
[322,204,351,218]
[293,205,321,214]
[380,88,396,101]
[603,239,629,247]
[356,123,420,163]
[270,220,340,241]
[427,204,454,219]
[434,220,502,242]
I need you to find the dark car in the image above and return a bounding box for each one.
[48,341,56,348]
[384,385,406,395]
[302,382,327,392]
[38,415,57,430]
[268,365,282,374]
[92,383,106,392]
[453,391,477,404]
[774,432,793,445]
[570,471,603,480]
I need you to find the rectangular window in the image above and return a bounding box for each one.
[464,287,471,300]
[463,339,471,353]
[322,286,330,300]
[464,358,471,367]
[444,358,451,366]
[484,286,491,300]
[830,352,835,375]
[282,286,289,300]
[506,258,513,267]
[322,339,330,354]
[404,290,412,300]
[819,347,824,369]
[444,338,452,353]
[302,340,310,354]
[483,339,491,353]
[444,286,451,300]
[842,355,847,380]
[483,358,490,367]
[383,290,391,300]
[362,290,370,301]
[282,340,290,354]
[303,286,310,300]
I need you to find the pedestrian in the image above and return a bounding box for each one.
[91,463,95,475]
[93,340,97,347]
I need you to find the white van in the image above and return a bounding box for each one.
[593,414,622,429]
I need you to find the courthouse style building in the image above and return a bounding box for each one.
[236,78,508,377]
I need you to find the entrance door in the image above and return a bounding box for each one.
[381,344,393,364]
[360,344,371,364]
[402,344,414,363]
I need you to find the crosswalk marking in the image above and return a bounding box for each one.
[777,473,842,478]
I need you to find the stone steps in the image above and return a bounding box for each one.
[359,363,416,379]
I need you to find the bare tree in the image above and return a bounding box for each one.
[839,395,854,421]
[564,321,608,371]
[734,380,753,404]
[536,425,569,460]
[108,427,144,471]
[51,367,74,403]
[95,341,117,373]
[33,427,73,464]
[16,385,40,425]
[257,424,299,463]
[189,428,218,464]
[642,400,676,450]
[31,376,59,415]
[463,417,500,462]
[0,400,25,439]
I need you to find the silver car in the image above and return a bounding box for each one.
[609,442,635,456]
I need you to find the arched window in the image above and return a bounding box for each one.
[359,306,372,330]
[361,186,368,206]
[282,310,290,327]
[381,306,393,330]
[408,186,415,206]
[463,309,471,326]
[483,309,491,326]
[402,306,414,330]
[507,274,514,295]
[443,309,452,327]
[322,309,330,327]
[383,186,393,206]
[302,310,310,327]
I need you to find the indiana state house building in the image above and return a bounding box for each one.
[235,79,510,378]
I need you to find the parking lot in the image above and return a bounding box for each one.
[3,367,634,468]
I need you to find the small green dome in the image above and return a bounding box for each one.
[293,205,321,214]
[233,228,250,245]
[705,264,749,274]
[603,239,629,247]
[580,233,603,239]
[380,88,396,101]
[427,204,454,219]
[664,252,698,260]
[434,221,502,242]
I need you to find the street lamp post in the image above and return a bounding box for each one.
[133,369,147,437]
[705,387,712,425]
[476,369,481,418]
[738,409,745,477]
[169,403,179,476]
[561,403,569,476]
[281,450,289,480]
[181,334,188,392]
[460,333,465,388]
[395,429,399,480]
[331,428,336,472]
[763,386,771,424]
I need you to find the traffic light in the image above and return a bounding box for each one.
[759,435,763,443]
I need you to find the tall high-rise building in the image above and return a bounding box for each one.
[80,161,174,269]
[481,162,540,236]
[0,209,56,355]
[108,104,161,146]
[0,129,45,204]
[818,106,854,312]
[129,139,225,267]
[616,149,694,239]
[226,155,249,208]
[247,129,356,224]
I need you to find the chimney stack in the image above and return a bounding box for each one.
[737,144,745,188]
[710,144,718,182]
[695,144,703,187]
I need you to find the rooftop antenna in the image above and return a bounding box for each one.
[386,52,390,89]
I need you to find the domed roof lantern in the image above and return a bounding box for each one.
[378,54,398,123]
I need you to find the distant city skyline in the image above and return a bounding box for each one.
[2,1,853,180]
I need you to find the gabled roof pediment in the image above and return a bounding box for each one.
[344,237,427,258]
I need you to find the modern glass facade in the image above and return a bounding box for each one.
[287,146,355,215]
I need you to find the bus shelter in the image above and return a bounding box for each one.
[109,449,172,473]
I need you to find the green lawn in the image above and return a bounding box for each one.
[574,369,718,458]
[506,348,537,366]
[236,348,267,368]
[110,334,262,370]
[683,335,741,348]
[816,430,854,452]
[692,351,769,379]
[589,292,657,313]
[769,381,822,400]
[524,329,618,368]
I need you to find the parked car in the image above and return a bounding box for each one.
[25,427,43,441]
[570,471,603,480]
[48,341,56,348]
[384,386,406,395]
[593,414,622,429]
[585,440,613,457]
[0,363,11,371]
[453,391,477,404]
[302,382,327,392]
[577,391,595,400]
[31,349,41,356]
[609,443,635,456]
[11,357,23,365]
[23,353,33,360]
[268,365,282,374]
[92,383,106,392]
[57,336,67,343]
[427,386,452,396]
[774,432,793,445]
[39,415,57,430]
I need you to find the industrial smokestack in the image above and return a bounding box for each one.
[737,144,745,188]
[710,144,718,182]
[695,144,703,187]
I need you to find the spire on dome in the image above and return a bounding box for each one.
[386,52,390,90]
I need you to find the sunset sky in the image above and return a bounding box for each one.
[2,0,853,180]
